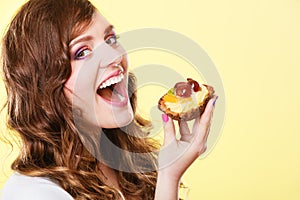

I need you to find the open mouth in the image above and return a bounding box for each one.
[96,70,128,107]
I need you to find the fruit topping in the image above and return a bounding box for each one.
[187,78,201,92]
[175,82,192,98]
[163,94,178,103]
[167,88,175,95]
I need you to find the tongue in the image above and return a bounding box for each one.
[98,86,123,102]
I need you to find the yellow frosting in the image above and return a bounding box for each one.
[164,84,209,113]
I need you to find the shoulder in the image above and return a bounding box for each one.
[1,173,73,200]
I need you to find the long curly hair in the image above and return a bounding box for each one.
[1,0,158,199]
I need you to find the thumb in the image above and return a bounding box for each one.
[162,114,176,146]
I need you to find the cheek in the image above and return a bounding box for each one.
[121,55,128,71]
[64,77,75,93]
[64,61,82,92]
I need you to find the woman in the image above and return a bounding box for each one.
[1,0,218,199]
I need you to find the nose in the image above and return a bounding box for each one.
[97,43,126,68]
[110,56,123,68]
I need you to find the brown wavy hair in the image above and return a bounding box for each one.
[1,0,158,199]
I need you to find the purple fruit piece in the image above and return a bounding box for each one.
[175,82,192,98]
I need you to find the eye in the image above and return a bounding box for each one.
[105,34,120,46]
[74,47,92,60]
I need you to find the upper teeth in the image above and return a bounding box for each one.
[99,73,124,89]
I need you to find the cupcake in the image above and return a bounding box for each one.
[158,78,214,120]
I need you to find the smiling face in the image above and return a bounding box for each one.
[65,11,134,129]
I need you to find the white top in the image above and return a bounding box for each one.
[1,173,73,200]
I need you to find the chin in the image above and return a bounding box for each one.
[100,104,134,129]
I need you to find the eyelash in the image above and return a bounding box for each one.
[73,34,120,60]
[74,46,91,60]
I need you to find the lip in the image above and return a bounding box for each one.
[96,68,129,107]
[97,69,123,89]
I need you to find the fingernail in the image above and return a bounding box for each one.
[213,96,219,106]
[162,114,169,123]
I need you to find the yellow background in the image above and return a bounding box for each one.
[1,0,300,199]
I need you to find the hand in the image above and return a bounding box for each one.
[158,95,218,181]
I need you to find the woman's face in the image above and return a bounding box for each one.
[64,11,134,129]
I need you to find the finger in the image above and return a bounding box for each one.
[178,120,193,142]
[178,120,190,134]
[193,95,217,132]
[203,126,211,144]
[193,96,218,143]
[162,114,176,146]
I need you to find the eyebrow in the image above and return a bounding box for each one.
[104,25,114,35]
[69,25,115,49]
[69,35,94,49]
